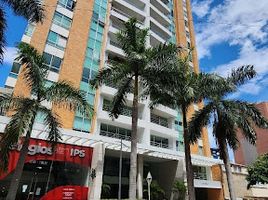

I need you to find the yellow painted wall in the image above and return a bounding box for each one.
[53,0,94,129]
[13,0,57,98]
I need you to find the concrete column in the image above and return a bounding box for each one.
[144,0,151,47]
[137,155,144,199]
[89,142,105,200]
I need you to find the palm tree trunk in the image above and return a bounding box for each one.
[6,114,36,200]
[220,139,236,200]
[129,74,139,200]
[182,106,196,200]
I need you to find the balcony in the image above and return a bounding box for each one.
[103,99,133,118]
[150,4,171,27]
[106,40,125,57]
[112,0,145,23]
[150,17,171,37]
[110,7,144,28]
[151,113,169,128]
[150,0,170,15]
[100,123,131,141]
[150,30,166,46]
[100,130,131,141]
[150,135,170,149]
[150,141,169,149]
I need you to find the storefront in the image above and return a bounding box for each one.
[0,138,93,200]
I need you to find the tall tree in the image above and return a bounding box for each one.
[0,42,92,200]
[91,18,179,199]
[149,51,230,200]
[0,0,44,63]
[188,66,268,200]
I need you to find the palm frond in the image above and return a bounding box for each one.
[3,0,44,23]
[109,77,133,118]
[0,8,6,64]
[0,98,37,171]
[91,61,132,88]
[16,42,47,95]
[45,81,93,117]
[196,73,233,100]
[188,102,215,143]
[223,100,268,129]
[116,18,148,56]
[38,106,62,148]
[227,65,256,86]
[146,43,180,74]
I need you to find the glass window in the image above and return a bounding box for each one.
[73,116,91,133]
[47,31,67,50]
[53,11,72,29]
[43,52,62,73]
[58,0,75,11]
[25,23,35,37]
[10,62,21,74]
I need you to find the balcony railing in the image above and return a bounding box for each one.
[150,141,169,149]
[100,130,131,141]
[103,100,132,118]
[194,172,207,180]
[103,78,117,88]
[151,113,169,128]
[111,7,144,25]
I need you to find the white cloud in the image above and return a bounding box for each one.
[192,0,212,18]
[192,0,268,98]
[194,0,268,59]
[3,46,17,65]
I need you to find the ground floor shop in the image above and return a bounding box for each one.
[0,138,93,200]
[0,138,222,200]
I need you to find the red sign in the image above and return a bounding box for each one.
[0,138,93,180]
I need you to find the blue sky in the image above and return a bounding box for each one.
[191,0,268,154]
[0,0,268,160]
[0,6,27,86]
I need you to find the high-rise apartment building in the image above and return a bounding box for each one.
[235,102,268,165]
[1,0,222,199]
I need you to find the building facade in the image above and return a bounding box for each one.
[1,0,222,199]
[212,163,268,200]
[235,102,268,165]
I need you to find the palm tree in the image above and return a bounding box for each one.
[0,0,44,63]
[188,66,268,200]
[149,51,231,200]
[91,18,179,199]
[0,42,92,200]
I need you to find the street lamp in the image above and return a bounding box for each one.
[146,172,152,200]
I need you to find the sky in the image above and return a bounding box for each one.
[0,0,268,160]
[191,0,268,156]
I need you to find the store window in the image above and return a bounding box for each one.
[0,139,92,200]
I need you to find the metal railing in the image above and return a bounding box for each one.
[100,130,131,141]
[111,7,144,25]
[193,172,207,180]
[150,141,169,149]
[151,113,169,128]
[103,78,118,88]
